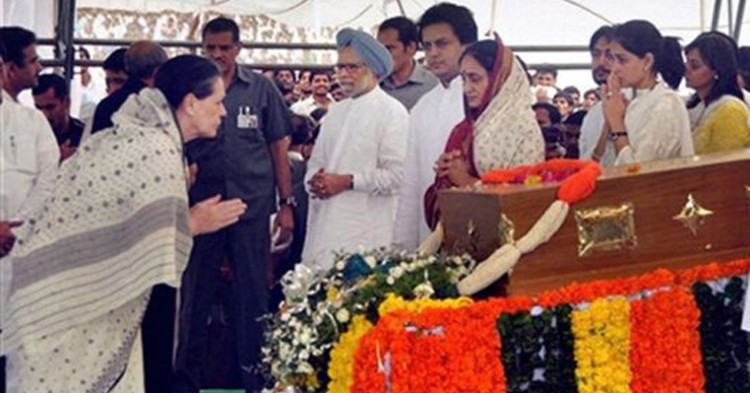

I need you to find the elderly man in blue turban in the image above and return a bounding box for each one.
[301,28,409,270]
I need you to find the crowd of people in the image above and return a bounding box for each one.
[3,2,750,392]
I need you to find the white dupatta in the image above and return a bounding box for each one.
[473,58,545,174]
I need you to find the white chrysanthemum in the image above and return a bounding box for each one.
[298,328,312,345]
[335,308,350,323]
[279,342,291,359]
[390,266,404,278]
[335,260,346,271]
[297,361,314,374]
[413,282,435,299]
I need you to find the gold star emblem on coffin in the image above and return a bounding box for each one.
[672,194,714,236]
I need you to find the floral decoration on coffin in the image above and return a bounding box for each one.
[260,249,476,392]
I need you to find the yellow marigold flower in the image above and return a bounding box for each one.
[327,286,339,302]
[572,298,632,393]
[327,315,373,393]
[377,293,472,316]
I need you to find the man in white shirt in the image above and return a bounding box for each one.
[579,26,617,166]
[0,54,59,257]
[393,3,478,248]
[0,39,59,227]
[0,27,42,102]
[302,28,408,270]
[290,70,332,116]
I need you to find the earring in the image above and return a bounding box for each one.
[713,74,719,80]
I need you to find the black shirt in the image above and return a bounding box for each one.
[90,79,145,134]
[57,116,85,147]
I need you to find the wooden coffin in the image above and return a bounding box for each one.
[439,150,750,296]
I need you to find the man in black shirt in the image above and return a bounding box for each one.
[32,74,84,161]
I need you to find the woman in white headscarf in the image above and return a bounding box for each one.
[1,55,244,393]
[424,37,545,229]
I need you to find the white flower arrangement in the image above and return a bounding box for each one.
[260,249,476,391]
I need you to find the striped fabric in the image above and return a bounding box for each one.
[1,88,192,355]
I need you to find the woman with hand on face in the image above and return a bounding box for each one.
[424,37,544,229]
[684,31,750,154]
[596,20,694,166]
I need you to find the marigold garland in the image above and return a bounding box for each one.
[481,159,601,205]
[327,315,374,393]
[629,288,704,393]
[377,293,473,317]
[571,298,632,393]
[350,259,750,393]
[352,297,534,393]
[537,269,675,308]
[678,259,750,286]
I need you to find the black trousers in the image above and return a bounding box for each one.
[174,218,270,393]
[142,284,177,393]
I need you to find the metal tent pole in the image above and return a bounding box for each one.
[712,0,724,30]
[734,0,747,40]
[55,0,77,88]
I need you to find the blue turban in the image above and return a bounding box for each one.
[336,28,393,81]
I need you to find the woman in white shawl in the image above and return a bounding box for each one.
[424,37,545,229]
[598,20,695,166]
[1,55,245,393]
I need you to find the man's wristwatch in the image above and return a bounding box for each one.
[279,196,298,208]
[609,131,628,142]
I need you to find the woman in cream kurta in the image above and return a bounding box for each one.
[610,82,694,165]
[598,20,694,165]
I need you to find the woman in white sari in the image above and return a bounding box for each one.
[596,20,695,166]
[1,55,244,393]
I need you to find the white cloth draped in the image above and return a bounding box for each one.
[301,86,408,270]
[472,58,545,174]
[1,88,192,391]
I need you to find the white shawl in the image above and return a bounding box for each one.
[473,59,545,174]
[1,89,192,354]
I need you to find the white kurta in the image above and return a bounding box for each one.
[302,86,408,270]
[579,102,617,167]
[614,83,694,165]
[393,77,464,249]
[290,95,333,117]
[0,91,60,221]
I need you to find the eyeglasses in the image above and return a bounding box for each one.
[334,62,366,73]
